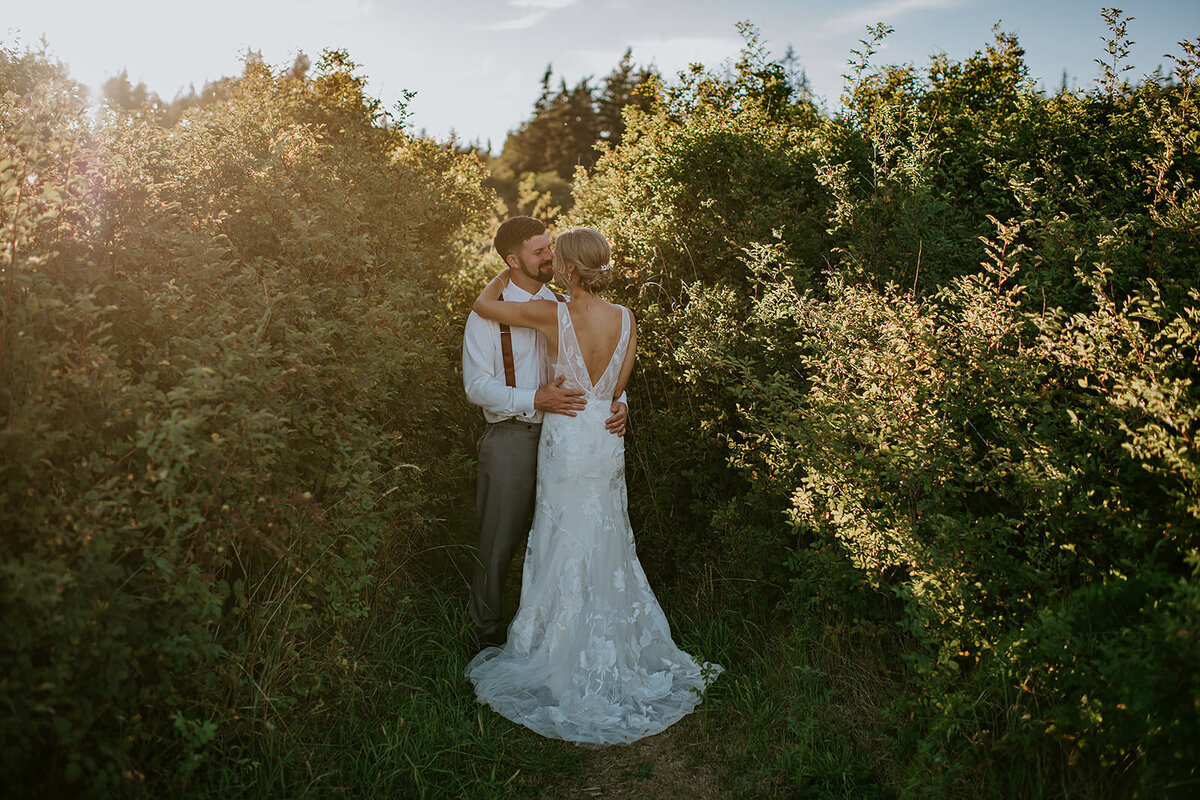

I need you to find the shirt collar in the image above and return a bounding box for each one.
[503,282,554,302]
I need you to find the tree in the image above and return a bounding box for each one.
[596,48,658,146]
[488,52,660,216]
[100,69,163,114]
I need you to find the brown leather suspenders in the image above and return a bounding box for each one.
[498,291,566,387]
[498,318,517,388]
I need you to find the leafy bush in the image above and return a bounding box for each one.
[0,45,489,795]
[568,17,1200,796]
[701,226,1199,793]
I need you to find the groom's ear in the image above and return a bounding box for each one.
[503,253,518,270]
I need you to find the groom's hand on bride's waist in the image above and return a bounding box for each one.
[605,401,628,437]
[535,376,586,417]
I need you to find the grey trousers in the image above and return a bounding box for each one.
[468,419,541,640]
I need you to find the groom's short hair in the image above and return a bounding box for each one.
[494,216,547,262]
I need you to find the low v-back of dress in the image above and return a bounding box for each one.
[466,301,722,746]
[557,302,628,393]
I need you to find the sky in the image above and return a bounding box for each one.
[3,1,1198,151]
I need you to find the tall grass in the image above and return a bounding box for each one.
[185,582,585,799]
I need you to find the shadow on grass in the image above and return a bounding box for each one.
[183,542,907,799]
[188,584,585,799]
[666,598,903,800]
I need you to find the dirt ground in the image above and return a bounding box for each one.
[531,714,724,800]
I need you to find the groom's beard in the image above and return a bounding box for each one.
[518,257,554,284]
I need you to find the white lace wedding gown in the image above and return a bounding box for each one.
[466,302,722,745]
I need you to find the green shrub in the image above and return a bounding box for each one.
[567,18,1200,795]
[0,45,489,796]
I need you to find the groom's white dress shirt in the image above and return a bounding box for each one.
[462,282,556,424]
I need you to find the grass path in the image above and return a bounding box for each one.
[532,714,723,800]
[190,499,913,799]
[191,480,1143,799]
[413,525,907,800]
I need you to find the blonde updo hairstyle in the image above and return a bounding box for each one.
[553,227,612,293]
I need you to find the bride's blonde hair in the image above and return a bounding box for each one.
[553,227,612,293]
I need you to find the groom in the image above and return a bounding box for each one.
[462,215,628,652]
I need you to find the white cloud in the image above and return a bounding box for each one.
[510,0,578,8]
[293,0,376,22]
[479,0,578,32]
[479,10,548,30]
[824,0,965,35]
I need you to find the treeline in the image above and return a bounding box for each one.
[1,43,490,795]
[482,41,809,222]
[97,51,313,127]
[479,50,659,219]
[564,18,1199,797]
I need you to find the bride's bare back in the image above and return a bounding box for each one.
[565,299,626,386]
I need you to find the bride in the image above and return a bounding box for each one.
[465,226,722,746]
